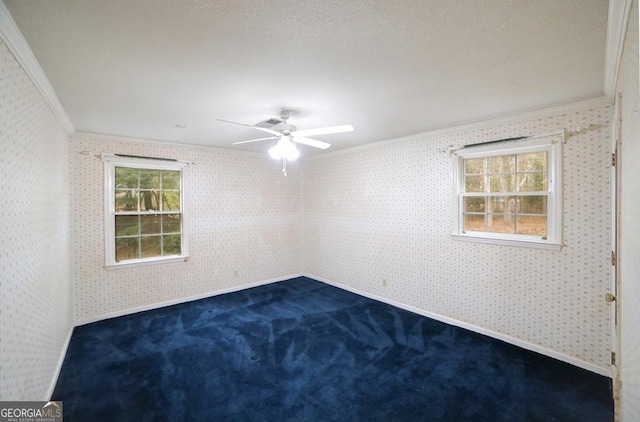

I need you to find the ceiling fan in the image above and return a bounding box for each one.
[218,109,354,175]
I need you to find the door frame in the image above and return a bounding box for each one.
[611,93,622,412]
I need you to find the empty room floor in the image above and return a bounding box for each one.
[53,277,613,421]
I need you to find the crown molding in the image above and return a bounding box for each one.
[306,96,612,161]
[2,0,623,147]
[404,96,612,140]
[604,0,634,98]
[71,131,269,159]
[0,2,74,133]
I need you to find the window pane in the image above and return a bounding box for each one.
[487,214,515,234]
[488,155,515,173]
[108,162,186,266]
[464,214,486,232]
[163,234,181,255]
[489,175,515,192]
[519,196,547,215]
[139,169,161,189]
[517,152,547,172]
[516,216,547,236]
[141,214,161,235]
[464,197,485,213]
[139,191,160,211]
[115,190,139,212]
[488,196,519,214]
[517,172,547,192]
[116,237,139,262]
[141,236,162,258]
[465,175,485,192]
[162,170,180,189]
[115,215,139,236]
[454,136,560,246]
[115,167,139,189]
[162,191,181,211]
[163,214,181,233]
[464,158,485,174]
[488,196,508,213]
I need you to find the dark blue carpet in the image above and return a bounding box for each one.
[52,277,613,421]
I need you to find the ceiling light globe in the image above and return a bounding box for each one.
[269,136,299,161]
[284,143,300,161]
[268,145,282,160]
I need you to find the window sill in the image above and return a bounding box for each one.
[105,256,189,270]
[451,234,562,251]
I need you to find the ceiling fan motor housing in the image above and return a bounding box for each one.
[277,123,296,135]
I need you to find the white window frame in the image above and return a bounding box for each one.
[104,155,189,269]
[451,133,563,251]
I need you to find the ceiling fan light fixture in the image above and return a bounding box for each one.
[268,136,299,161]
[219,111,351,174]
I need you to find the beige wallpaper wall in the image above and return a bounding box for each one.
[70,136,303,323]
[2,2,631,405]
[304,106,614,372]
[617,0,640,419]
[0,39,73,400]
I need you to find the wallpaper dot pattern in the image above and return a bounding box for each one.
[304,107,614,370]
[0,39,72,400]
[70,138,303,323]
[0,19,624,404]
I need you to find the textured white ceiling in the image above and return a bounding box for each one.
[4,0,609,155]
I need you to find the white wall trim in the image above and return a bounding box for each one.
[0,2,74,133]
[305,97,612,161]
[604,0,634,98]
[74,274,301,326]
[71,131,273,159]
[0,0,625,153]
[71,271,612,377]
[46,326,73,400]
[306,273,613,378]
[76,96,610,163]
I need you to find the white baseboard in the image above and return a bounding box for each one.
[306,273,613,378]
[74,274,302,326]
[47,325,73,400]
[70,272,612,378]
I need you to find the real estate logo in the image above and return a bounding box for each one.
[0,401,62,422]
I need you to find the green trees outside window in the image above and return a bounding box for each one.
[462,152,548,236]
[113,167,182,262]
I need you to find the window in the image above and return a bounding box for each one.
[452,134,563,250]
[104,155,188,268]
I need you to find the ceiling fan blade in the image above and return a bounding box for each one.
[291,124,354,138]
[217,119,281,136]
[292,136,331,149]
[232,136,278,145]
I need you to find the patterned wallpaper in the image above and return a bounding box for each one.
[70,136,303,323]
[304,106,614,371]
[617,0,640,419]
[0,39,73,400]
[2,6,628,403]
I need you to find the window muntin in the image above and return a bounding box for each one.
[462,152,548,236]
[452,135,562,250]
[105,157,188,268]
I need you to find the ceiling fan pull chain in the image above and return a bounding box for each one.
[282,157,287,176]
